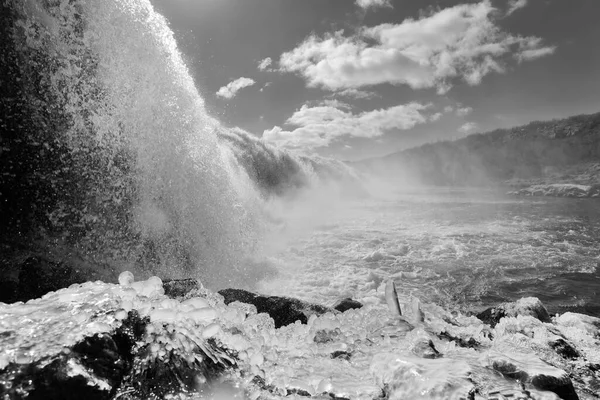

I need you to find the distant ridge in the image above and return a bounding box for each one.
[356,111,600,186]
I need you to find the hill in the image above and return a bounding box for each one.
[356,112,600,187]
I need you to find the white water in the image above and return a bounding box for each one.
[258,188,600,314]
[4,1,600,398]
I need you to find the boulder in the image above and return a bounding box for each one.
[162,278,202,299]
[218,288,334,328]
[489,354,579,400]
[476,297,551,327]
[0,312,145,400]
[333,298,363,313]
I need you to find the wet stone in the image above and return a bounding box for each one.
[333,298,363,313]
[330,351,351,361]
[314,329,342,344]
[411,339,441,359]
[549,338,581,360]
[476,307,507,328]
[162,278,202,299]
[218,288,333,328]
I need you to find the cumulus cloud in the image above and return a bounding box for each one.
[458,122,478,133]
[263,102,431,149]
[216,77,256,99]
[279,1,554,94]
[332,88,378,99]
[356,0,392,10]
[429,112,443,122]
[258,57,272,71]
[506,0,527,16]
[456,106,473,117]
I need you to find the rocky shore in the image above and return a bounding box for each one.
[1,269,599,399]
[507,183,600,198]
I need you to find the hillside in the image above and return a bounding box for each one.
[356,112,600,187]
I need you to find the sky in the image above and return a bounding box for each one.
[150,0,600,161]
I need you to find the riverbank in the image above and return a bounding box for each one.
[1,272,599,399]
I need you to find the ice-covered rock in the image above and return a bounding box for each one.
[2,274,600,399]
[217,288,333,328]
[488,352,579,400]
[477,297,551,327]
[332,297,363,312]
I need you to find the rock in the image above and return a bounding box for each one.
[0,301,234,400]
[411,339,441,359]
[489,354,579,400]
[549,338,580,360]
[531,373,579,400]
[476,297,551,327]
[0,255,117,304]
[162,278,202,299]
[0,311,145,400]
[476,307,507,328]
[333,298,363,313]
[314,329,342,344]
[437,331,480,349]
[217,288,333,328]
[330,351,351,361]
[0,280,18,304]
[16,257,88,303]
[508,184,597,198]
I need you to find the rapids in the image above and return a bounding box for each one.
[2,0,600,399]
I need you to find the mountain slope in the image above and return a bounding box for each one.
[356,112,600,187]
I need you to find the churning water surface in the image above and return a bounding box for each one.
[259,188,600,316]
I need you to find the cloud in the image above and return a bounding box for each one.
[332,88,378,99]
[430,112,443,122]
[356,0,392,10]
[456,106,473,117]
[506,0,527,16]
[515,37,556,62]
[259,82,272,92]
[216,77,256,99]
[458,122,478,133]
[263,102,431,149]
[279,1,555,94]
[258,57,272,71]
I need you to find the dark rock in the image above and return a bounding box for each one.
[476,297,551,328]
[218,288,334,328]
[314,329,342,344]
[476,307,507,328]
[549,338,580,360]
[491,358,530,382]
[287,388,311,397]
[0,309,235,400]
[437,331,480,349]
[330,351,351,361]
[411,339,441,359]
[0,311,145,400]
[16,257,88,302]
[333,298,363,313]
[162,278,202,299]
[531,373,579,400]
[490,355,579,400]
[0,279,18,303]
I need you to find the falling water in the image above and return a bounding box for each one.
[1,0,267,287]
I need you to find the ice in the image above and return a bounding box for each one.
[3,271,600,398]
[118,270,135,286]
